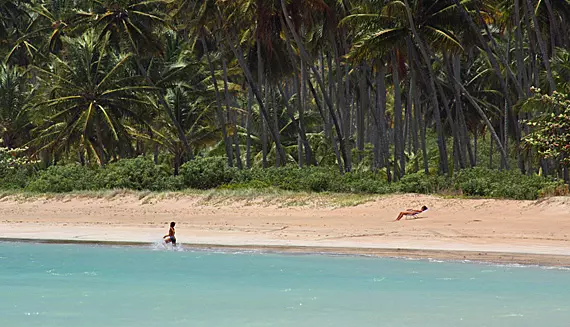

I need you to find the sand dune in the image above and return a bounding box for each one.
[1,193,570,265]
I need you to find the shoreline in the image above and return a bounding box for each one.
[3,237,570,268]
[1,192,570,268]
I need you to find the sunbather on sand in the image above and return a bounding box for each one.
[395,206,428,221]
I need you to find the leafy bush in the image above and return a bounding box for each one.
[100,157,177,191]
[6,155,567,200]
[338,171,391,194]
[179,157,236,189]
[0,168,33,189]
[454,167,563,200]
[396,172,451,194]
[26,164,99,193]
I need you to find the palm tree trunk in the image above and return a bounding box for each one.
[451,74,509,167]
[543,0,559,55]
[376,64,392,181]
[452,0,522,100]
[246,87,253,168]
[391,50,403,179]
[435,54,464,171]
[224,31,287,165]
[307,78,343,172]
[278,18,313,167]
[221,57,236,167]
[153,143,159,165]
[524,0,557,92]
[452,54,475,167]
[134,58,193,161]
[200,36,232,167]
[419,100,429,175]
[279,0,349,172]
[410,67,420,172]
[406,31,449,174]
[278,83,314,168]
[357,65,367,164]
[514,0,529,94]
[300,60,313,165]
[262,80,269,168]
[257,41,268,168]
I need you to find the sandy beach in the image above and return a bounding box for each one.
[1,192,570,266]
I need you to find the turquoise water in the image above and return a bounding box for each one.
[1,242,569,327]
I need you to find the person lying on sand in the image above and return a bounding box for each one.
[163,221,177,246]
[395,206,428,221]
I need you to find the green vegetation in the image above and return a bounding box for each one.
[1,157,565,200]
[1,0,569,200]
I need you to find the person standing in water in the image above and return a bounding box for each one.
[163,222,177,246]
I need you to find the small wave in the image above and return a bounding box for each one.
[46,269,73,277]
[500,313,524,317]
[24,312,41,316]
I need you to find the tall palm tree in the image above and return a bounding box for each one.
[31,31,155,165]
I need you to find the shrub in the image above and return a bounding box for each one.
[179,157,236,189]
[396,172,451,194]
[338,171,391,194]
[100,157,176,191]
[0,168,33,189]
[454,167,563,200]
[26,164,99,193]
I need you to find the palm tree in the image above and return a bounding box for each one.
[0,63,32,149]
[78,0,195,160]
[31,31,155,165]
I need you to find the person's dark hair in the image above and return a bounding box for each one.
[421,206,428,211]
[170,222,176,227]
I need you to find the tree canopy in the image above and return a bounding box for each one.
[1,0,569,183]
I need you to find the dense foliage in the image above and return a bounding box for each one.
[1,157,565,200]
[1,0,569,196]
[524,90,570,167]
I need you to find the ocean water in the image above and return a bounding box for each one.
[1,242,569,327]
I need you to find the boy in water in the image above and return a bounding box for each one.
[163,222,177,246]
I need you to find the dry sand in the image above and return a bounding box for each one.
[1,192,570,266]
